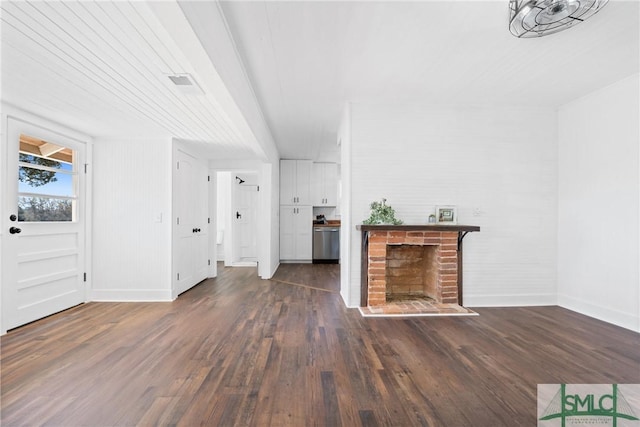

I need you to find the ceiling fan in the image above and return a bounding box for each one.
[509,0,609,38]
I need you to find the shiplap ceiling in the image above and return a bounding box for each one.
[211,0,639,162]
[2,1,638,163]
[1,1,262,159]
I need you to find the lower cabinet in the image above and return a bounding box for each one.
[280,205,312,261]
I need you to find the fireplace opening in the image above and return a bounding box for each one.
[385,244,439,303]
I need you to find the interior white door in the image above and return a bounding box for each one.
[232,176,258,263]
[2,117,87,331]
[174,148,208,296]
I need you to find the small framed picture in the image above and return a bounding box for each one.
[435,205,457,225]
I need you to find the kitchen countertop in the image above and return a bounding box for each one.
[313,221,341,227]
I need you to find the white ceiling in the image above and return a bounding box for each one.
[1,1,638,164]
[214,0,639,162]
[1,0,266,159]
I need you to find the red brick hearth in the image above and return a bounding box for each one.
[356,225,480,316]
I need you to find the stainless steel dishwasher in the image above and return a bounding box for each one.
[312,226,340,263]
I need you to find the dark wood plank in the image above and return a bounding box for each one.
[1,263,638,426]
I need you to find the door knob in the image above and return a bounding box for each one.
[236,211,241,219]
[196,228,201,232]
[9,214,17,222]
[9,227,21,234]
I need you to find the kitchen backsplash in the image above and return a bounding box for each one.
[313,207,337,220]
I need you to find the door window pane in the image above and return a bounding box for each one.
[19,152,73,169]
[18,134,77,222]
[18,196,73,222]
[18,166,74,197]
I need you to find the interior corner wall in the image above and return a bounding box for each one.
[91,137,173,300]
[265,161,280,278]
[558,74,640,332]
[346,103,558,308]
[255,161,280,279]
[338,104,353,306]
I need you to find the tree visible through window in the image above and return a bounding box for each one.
[18,135,76,222]
[18,153,61,187]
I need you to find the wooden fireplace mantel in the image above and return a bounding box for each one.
[357,224,480,307]
[356,225,480,232]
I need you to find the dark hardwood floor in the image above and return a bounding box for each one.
[1,263,639,426]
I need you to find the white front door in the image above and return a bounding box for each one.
[2,117,87,332]
[173,148,208,296]
[232,174,258,264]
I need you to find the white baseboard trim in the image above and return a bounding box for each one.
[341,292,356,308]
[558,294,640,333]
[464,293,557,307]
[90,289,173,302]
[231,261,257,267]
[261,262,280,280]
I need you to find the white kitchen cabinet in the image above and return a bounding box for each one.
[311,162,338,207]
[280,160,312,205]
[280,205,312,261]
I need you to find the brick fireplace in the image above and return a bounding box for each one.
[356,225,480,312]
[366,230,459,306]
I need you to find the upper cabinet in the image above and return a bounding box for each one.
[312,162,338,207]
[280,160,312,205]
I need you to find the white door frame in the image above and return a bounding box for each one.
[210,161,277,280]
[0,105,92,334]
[210,167,261,270]
[231,171,258,266]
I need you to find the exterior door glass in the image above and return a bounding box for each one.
[17,134,77,222]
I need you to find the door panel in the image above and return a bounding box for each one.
[311,163,324,206]
[279,206,312,261]
[173,148,208,296]
[2,118,86,331]
[193,159,208,281]
[279,206,295,260]
[295,206,312,260]
[295,160,312,205]
[233,180,258,262]
[175,152,196,294]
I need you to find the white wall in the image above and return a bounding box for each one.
[338,105,353,306]
[216,172,231,262]
[558,74,640,332]
[342,103,558,307]
[262,161,280,278]
[92,138,173,300]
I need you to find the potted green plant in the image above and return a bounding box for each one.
[363,198,403,225]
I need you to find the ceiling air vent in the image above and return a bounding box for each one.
[167,73,204,95]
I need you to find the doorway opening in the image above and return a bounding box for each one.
[215,170,259,267]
